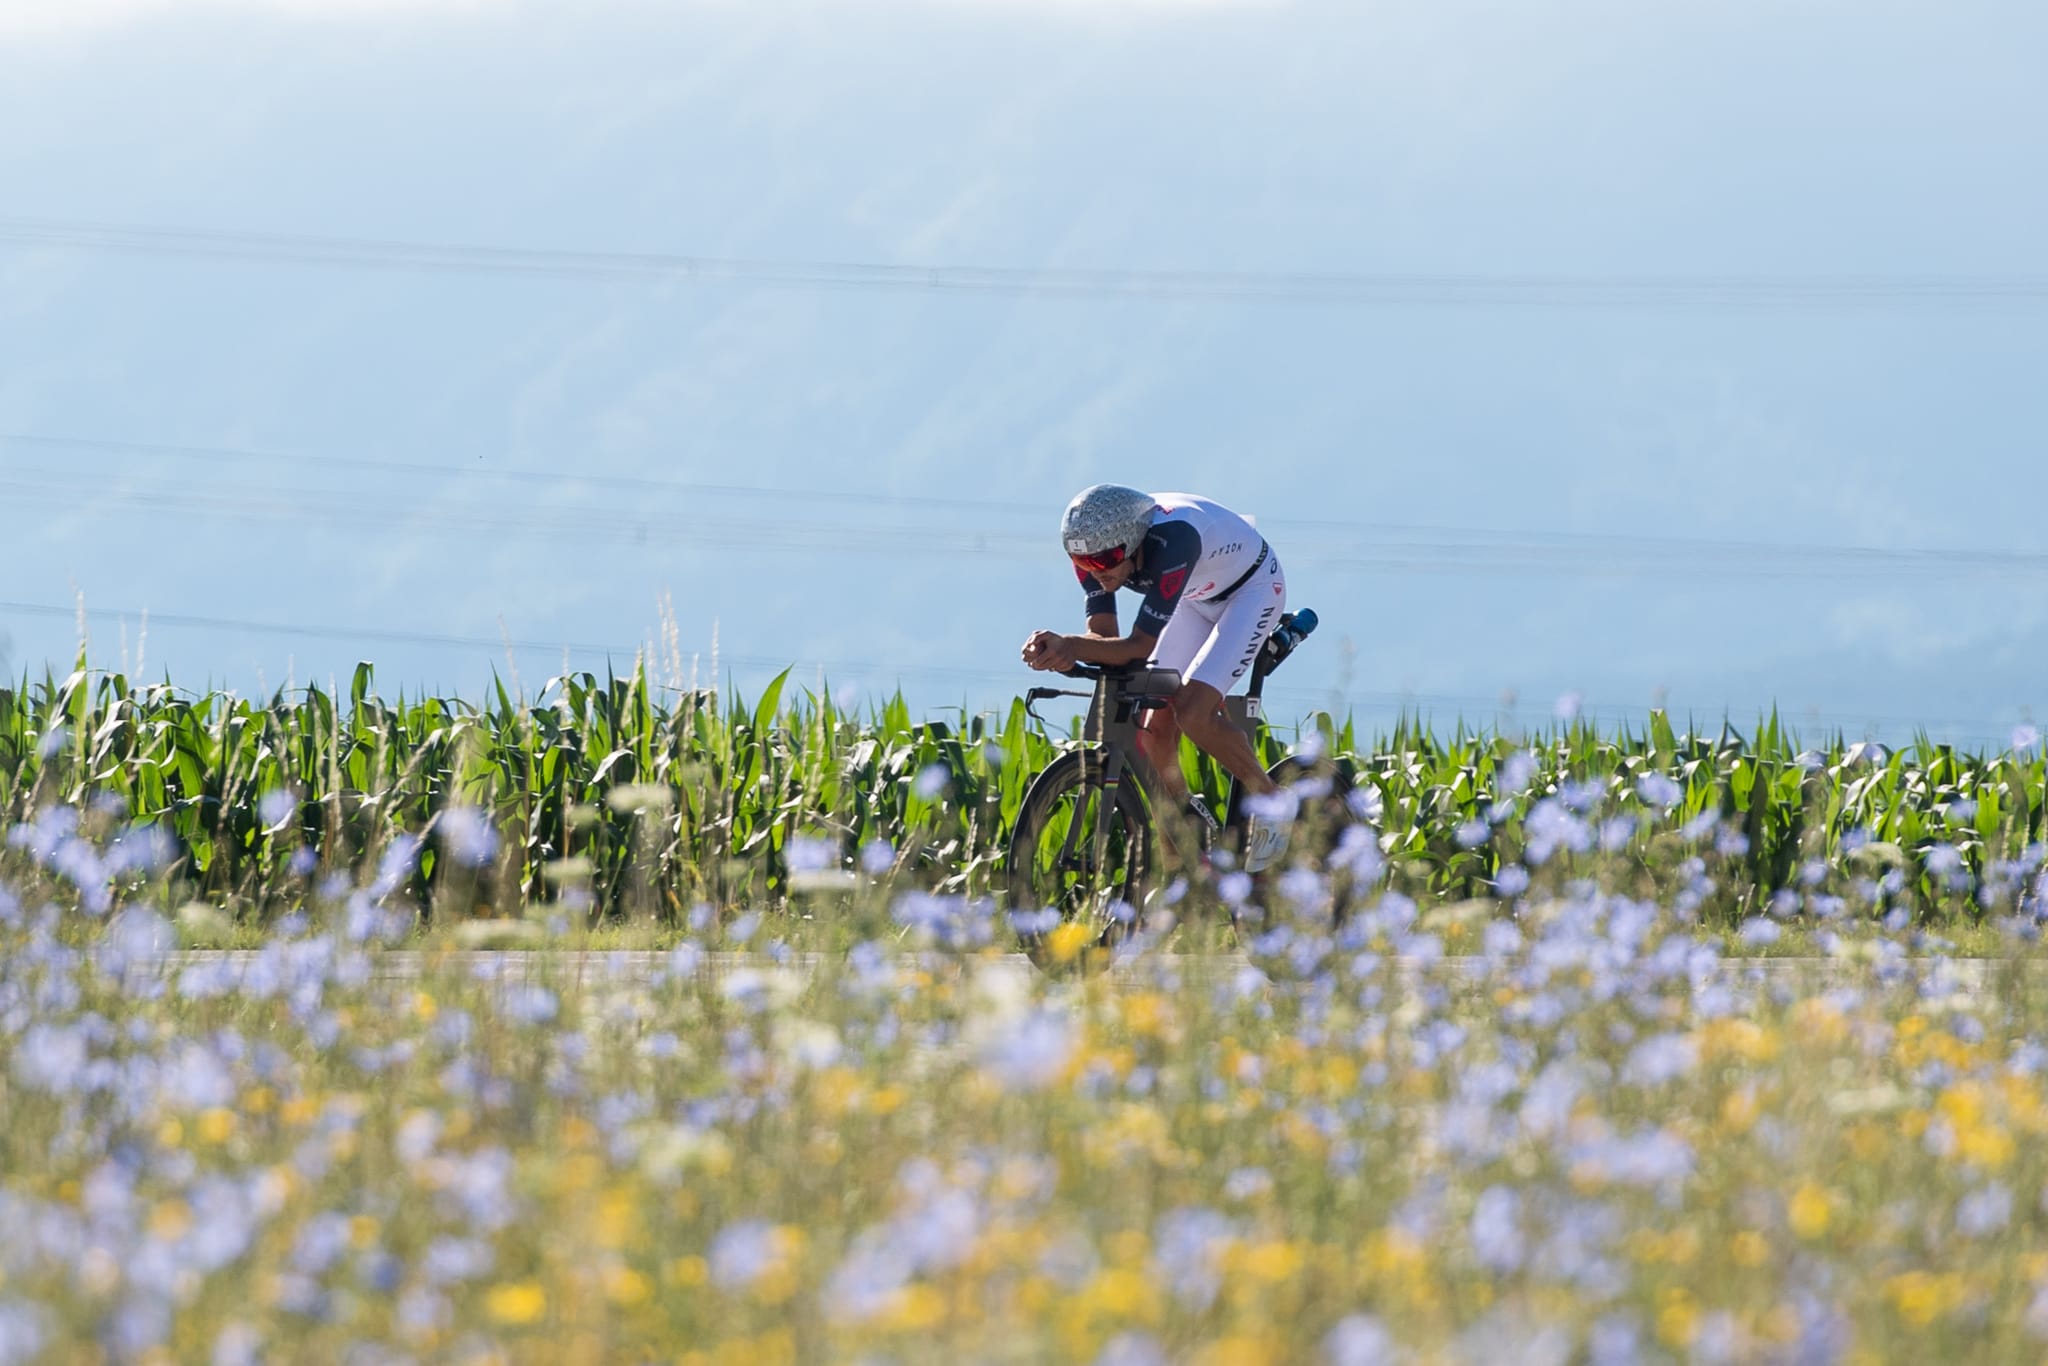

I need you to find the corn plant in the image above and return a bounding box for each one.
[2,651,2042,928]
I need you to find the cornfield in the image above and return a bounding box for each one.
[1,654,2042,929]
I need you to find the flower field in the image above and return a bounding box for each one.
[8,867,2048,1361]
[5,662,2048,1361]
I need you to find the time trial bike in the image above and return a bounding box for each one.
[1006,609,1355,958]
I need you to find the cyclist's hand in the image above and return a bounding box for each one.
[1022,630,1071,671]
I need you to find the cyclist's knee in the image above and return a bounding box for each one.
[1137,708,1180,748]
[1171,682,1224,731]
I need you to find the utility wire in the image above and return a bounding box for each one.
[18,429,2048,575]
[0,431,1046,517]
[9,466,2048,582]
[4,216,2047,310]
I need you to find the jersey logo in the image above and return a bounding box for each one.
[1159,567,1187,599]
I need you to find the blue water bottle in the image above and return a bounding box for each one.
[1264,608,1318,665]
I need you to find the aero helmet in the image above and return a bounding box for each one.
[1061,484,1157,571]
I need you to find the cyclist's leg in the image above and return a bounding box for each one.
[1172,551,1288,799]
[1137,601,1212,809]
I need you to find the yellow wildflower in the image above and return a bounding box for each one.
[1884,1271,1967,1328]
[1788,1184,1831,1240]
[1122,992,1170,1039]
[1189,1336,1279,1366]
[1696,1018,1779,1063]
[1657,1289,1699,1348]
[879,1283,946,1333]
[603,1266,652,1307]
[1047,922,1092,964]
[1238,1242,1305,1284]
[1080,1267,1162,1323]
[594,1188,641,1250]
[485,1281,547,1325]
[812,1067,861,1118]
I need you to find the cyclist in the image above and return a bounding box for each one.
[1021,484,1293,873]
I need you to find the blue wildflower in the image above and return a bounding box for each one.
[709,1219,782,1290]
[981,1011,1074,1091]
[1470,1186,1523,1273]
[1152,1207,1235,1309]
[913,764,950,800]
[1096,1333,1169,1366]
[1323,1314,1396,1366]
[258,789,297,830]
[1635,772,1682,808]
[437,806,498,868]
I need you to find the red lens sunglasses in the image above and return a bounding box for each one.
[1070,545,1129,574]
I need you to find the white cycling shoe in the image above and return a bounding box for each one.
[1243,812,1295,874]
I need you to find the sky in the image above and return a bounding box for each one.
[1,0,2044,745]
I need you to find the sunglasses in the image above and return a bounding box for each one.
[1070,545,1129,575]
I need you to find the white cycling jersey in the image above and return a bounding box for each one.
[1074,491,1286,695]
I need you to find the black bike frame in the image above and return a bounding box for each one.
[1033,647,1282,874]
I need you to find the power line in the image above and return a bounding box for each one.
[10,464,2048,582]
[17,430,2048,579]
[5,216,2047,311]
[13,430,2048,581]
[0,431,1045,518]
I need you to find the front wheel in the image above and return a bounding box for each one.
[1006,750,1154,964]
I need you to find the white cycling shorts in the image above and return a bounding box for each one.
[1147,547,1287,696]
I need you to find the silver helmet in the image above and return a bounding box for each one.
[1061,484,1156,563]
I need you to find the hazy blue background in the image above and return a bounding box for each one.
[2,0,2043,744]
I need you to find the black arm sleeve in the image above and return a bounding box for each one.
[1075,563,1117,622]
[1133,521,1202,635]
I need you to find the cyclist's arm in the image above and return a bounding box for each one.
[1076,565,1120,642]
[1063,629,1158,667]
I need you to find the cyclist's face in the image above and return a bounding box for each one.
[1087,554,1138,591]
